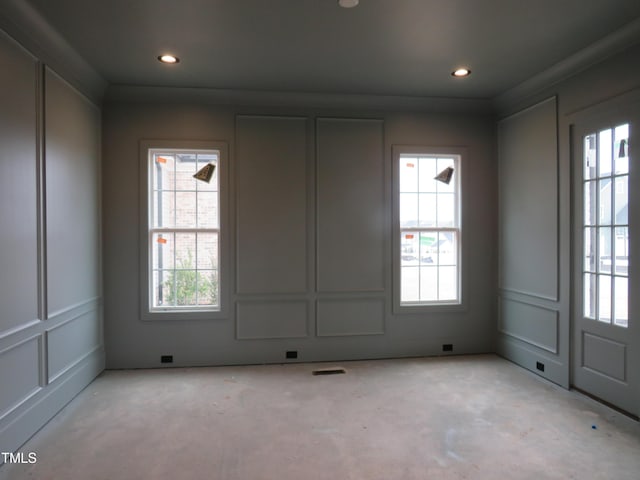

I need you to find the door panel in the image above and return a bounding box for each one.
[572,111,638,416]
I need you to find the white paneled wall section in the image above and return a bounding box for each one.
[0,30,103,459]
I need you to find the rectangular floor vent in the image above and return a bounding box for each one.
[312,368,346,376]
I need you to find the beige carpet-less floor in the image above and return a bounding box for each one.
[1,354,639,480]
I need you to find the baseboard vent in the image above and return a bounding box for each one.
[536,361,545,372]
[161,355,173,364]
[286,351,298,359]
[312,367,346,376]
[442,344,453,352]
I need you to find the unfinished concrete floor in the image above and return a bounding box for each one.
[1,354,639,480]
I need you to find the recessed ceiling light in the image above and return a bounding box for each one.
[338,0,359,8]
[452,68,471,77]
[158,54,179,64]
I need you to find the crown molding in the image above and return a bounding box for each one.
[0,0,107,104]
[493,17,640,112]
[104,85,493,114]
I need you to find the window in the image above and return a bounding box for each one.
[397,152,461,305]
[146,147,221,313]
[583,124,628,327]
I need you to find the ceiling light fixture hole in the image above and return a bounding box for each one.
[338,0,359,8]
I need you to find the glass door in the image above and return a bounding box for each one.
[573,116,638,416]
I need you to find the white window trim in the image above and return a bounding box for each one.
[139,140,228,321]
[392,145,466,314]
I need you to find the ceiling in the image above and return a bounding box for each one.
[23,0,640,99]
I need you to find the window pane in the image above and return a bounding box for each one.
[436,193,455,227]
[175,153,197,190]
[598,178,611,225]
[418,193,437,227]
[196,233,218,269]
[438,266,457,301]
[419,267,438,301]
[152,232,175,270]
[584,227,596,272]
[400,193,418,227]
[175,192,197,228]
[196,155,218,192]
[614,276,628,328]
[584,273,595,319]
[614,124,629,174]
[418,156,437,193]
[598,275,611,323]
[153,270,175,307]
[615,227,628,276]
[583,181,596,226]
[614,176,628,225]
[153,154,175,191]
[436,157,456,193]
[398,152,460,306]
[401,233,419,265]
[584,134,597,180]
[175,233,197,269]
[153,191,175,228]
[598,129,612,177]
[598,227,611,273]
[149,148,221,312]
[197,270,218,306]
[401,266,419,302]
[419,232,436,265]
[175,269,197,306]
[439,231,457,266]
[400,157,419,192]
[197,192,218,228]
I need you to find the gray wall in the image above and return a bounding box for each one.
[496,42,640,387]
[0,30,103,457]
[103,101,497,368]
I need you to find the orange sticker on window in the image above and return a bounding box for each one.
[156,156,168,164]
[157,237,167,244]
[405,234,414,239]
[406,163,415,168]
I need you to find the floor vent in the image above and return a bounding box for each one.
[312,368,346,376]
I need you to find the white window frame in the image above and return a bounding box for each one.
[393,146,464,313]
[139,140,227,321]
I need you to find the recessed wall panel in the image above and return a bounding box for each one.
[583,333,626,382]
[317,118,385,292]
[0,337,40,420]
[0,32,39,332]
[499,298,558,353]
[236,301,308,339]
[45,69,101,315]
[47,310,101,382]
[317,298,385,336]
[236,116,308,294]
[498,97,558,300]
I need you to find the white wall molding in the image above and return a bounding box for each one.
[494,17,640,111]
[105,85,494,114]
[0,0,106,103]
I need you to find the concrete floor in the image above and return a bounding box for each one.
[1,354,639,480]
